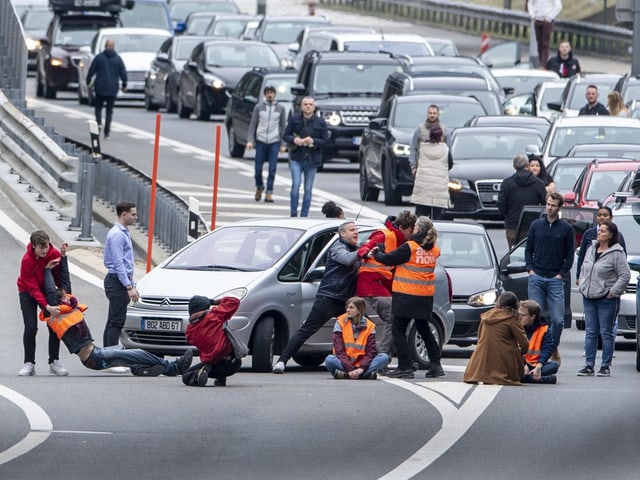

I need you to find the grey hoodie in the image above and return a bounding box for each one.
[247,100,286,145]
[578,242,630,299]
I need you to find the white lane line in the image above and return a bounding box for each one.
[377,380,501,480]
[0,385,52,466]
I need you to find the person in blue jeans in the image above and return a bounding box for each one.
[518,300,559,384]
[283,96,328,217]
[324,296,389,380]
[525,192,574,365]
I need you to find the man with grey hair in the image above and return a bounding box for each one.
[273,221,360,373]
[497,153,547,248]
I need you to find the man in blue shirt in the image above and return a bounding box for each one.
[525,192,574,365]
[103,201,138,348]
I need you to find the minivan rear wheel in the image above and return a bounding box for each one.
[251,316,274,372]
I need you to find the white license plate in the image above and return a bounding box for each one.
[141,319,182,331]
[352,136,361,146]
[75,0,100,6]
[492,194,498,202]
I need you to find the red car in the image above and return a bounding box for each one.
[564,159,640,208]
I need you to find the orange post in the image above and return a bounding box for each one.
[210,124,222,231]
[146,113,161,273]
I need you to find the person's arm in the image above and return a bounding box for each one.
[209,297,241,323]
[119,57,128,91]
[538,327,554,365]
[310,117,328,149]
[373,243,412,266]
[559,224,575,277]
[608,251,631,298]
[524,225,536,272]
[86,57,96,86]
[357,230,385,258]
[408,128,419,171]
[278,104,287,147]
[550,0,562,20]
[357,331,377,372]
[576,229,592,283]
[513,321,529,355]
[331,325,354,371]
[619,231,627,255]
[282,114,296,145]
[331,242,359,267]
[106,231,132,289]
[496,181,508,216]
[447,148,453,170]
[246,104,260,147]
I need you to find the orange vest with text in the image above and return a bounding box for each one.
[359,229,397,280]
[334,313,376,367]
[392,241,440,296]
[39,296,88,340]
[524,325,548,365]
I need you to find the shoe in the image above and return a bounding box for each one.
[255,186,264,201]
[550,347,561,366]
[425,364,445,378]
[385,368,414,379]
[577,366,594,376]
[272,361,285,374]
[196,365,211,387]
[290,213,297,217]
[176,350,194,374]
[596,366,610,377]
[333,370,348,379]
[104,134,110,140]
[379,367,392,376]
[264,193,274,203]
[49,360,68,376]
[132,365,165,377]
[541,374,557,384]
[363,371,377,380]
[18,362,35,376]
[213,377,227,387]
[104,366,130,374]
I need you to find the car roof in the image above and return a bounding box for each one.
[472,115,550,125]
[308,50,402,63]
[96,27,171,36]
[225,217,380,230]
[571,143,640,152]
[491,68,559,78]
[569,73,621,83]
[259,15,330,22]
[395,93,483,105]
[406,75,489,88]
[201,39,270,47]
[551,116,640,127]
[409,55,481,66]
[452,126,544,137]
[433,220,488,234]
[581,159,640,170]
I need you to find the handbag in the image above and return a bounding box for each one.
[223,322,249,359]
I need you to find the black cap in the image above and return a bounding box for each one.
[264,85,276,93]
[188,295,212,316]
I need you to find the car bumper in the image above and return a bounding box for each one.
[448,303,493,346]
[203,87,231,113]
[444,189,502,220]
[47,64,79,90]
[325,125,366,158]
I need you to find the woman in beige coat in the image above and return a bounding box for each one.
[463,291,529,385]
[410,125,452,220]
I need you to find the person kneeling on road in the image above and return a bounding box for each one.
[519,300,559,384]
[182,295,243,387]
[324,296,389,380]
[41,253,193,376]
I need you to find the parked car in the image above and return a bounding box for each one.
[547,73,621,118]
[19,6,53,71]
[563,159,640,208]
[359,94,487,205]
[144,35,209,112]
[503,79,567,120]
[77,27,171,104]
[464,114,551,138]
[169,0,241,34]
[121,217,455,371]
[224,67,297,157]
[119,0,173,33]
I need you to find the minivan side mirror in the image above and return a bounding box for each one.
[547,101,562,112]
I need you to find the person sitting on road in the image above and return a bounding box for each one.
[41,247,193,376]
[324,296,389,380]
[518,300,558,384]
[181,295,243,387]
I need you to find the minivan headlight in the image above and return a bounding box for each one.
[468,289,498,307]
[391,142,410,156]
[214,288,248,301]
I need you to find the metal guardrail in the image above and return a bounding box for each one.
[0,0,27,105]
[320,0,634,59]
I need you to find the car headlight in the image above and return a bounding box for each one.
[25,38,41,51]
[391,142,410,156]
[50,57,66,67]
[210,77,225,89]
[321,111,341,126]
[213,287,248,301]
[448,178,468,191]
[468,289,499,307]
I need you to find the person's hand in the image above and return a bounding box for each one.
[128,287,139,303]
[45,257,61,269]
[532,365,542,381]
[60,242,68,257]
[348,368,363,379]
[575,278,580,286]
[246,142,253,150]
[554,274,563,280]
[121,86,127,93]
[411,167,417,176]
[279,146,286,153]
[294,137,305,147]
[46,305,61,317]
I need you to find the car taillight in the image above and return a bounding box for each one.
[445,269,453,305]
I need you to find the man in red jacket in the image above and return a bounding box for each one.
[182,295,243,387]
[17,230,68,377]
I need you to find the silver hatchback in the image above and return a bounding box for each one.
[122,217,455,371]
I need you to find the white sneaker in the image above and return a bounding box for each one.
[49,360,69,376]
[18,362,35,376]
[104,366,130,374]
[272,361,285,374]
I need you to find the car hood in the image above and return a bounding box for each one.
[315,97,382,110]
[137,267,264,300]
[449,158,513,181]
[446,267,497,295]
[203,67,247,88]
[388,125,413,144]
[120,52,157,71]
[266,43,292,60]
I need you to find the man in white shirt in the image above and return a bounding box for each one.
[527,0,563,67]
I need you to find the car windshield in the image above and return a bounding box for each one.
[21,9,53,29]
[451,131,542,160]
[410,65,502,97]
[313,63,402,96]
[568,81,617,109]
[570,146,640,158]
[175,37,203,60]
[497,74,556,97]
[206,44,280,68]
[437,232,492,268]
[392,100,486,129]
[170,1,239,21]
[549,126,640,157]
[343,40,430,57]
[262,21,326,43]
[165,226,305,271]
[622,83,640,103]
[209,19,251,37]
[585,170,633,201]
[119,2,171,31]
[107,33,168,53]
[613,212,640,256]
[55,25,107,46]
[186,16,214,35]
[266,76,296,101]
[539,84,565,111]
[550,163,585,192]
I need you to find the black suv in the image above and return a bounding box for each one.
[291,50,407,162]
[224,67,298,158]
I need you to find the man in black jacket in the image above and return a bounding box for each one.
[578,85,609,116]
[545,40,581,78]
[86,39,127,139]
[497,154,547,248]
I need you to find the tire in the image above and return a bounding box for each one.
[251,316,275,372]
[177,93,192,119]
[165,86,177,113]
[144,91,159,111]
[227,123,246,158]
[359,158,379,202]
[383,158,402,206]
[408,317,444,370]
[195,91,209,120]
[292,353,325,367]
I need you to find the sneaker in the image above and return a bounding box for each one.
[542,374,558,384]
[104,134,110,140]
[18,362,35,376]
[550,347,561,366]
[425,364,445,378]
[379,367,392,376]
[49,360,68,376]
[385,368,414,379]
[264,193,274,203]
[132,365,165,377]
[577,366,594,376]
[213,377,227,387]
[176,350,194,374]
[104,366,130,374]
[196,365,211,387]
[596,366,610,377]
[363,371,377,380]
[333,370,348,379]
[255,186,264,201]
[272,361,285,374]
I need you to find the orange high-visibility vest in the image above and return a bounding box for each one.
[392,241,440,296]
[39,296,88,340]
[524,325,548,365]
[333,313,375,367]
[359,229,398,280]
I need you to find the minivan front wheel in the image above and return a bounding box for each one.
[408,317,443,370]
[251,316,275,372]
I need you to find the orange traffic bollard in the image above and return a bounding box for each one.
[480,32,490,54]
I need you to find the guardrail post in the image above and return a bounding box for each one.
[77,151,96,241]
